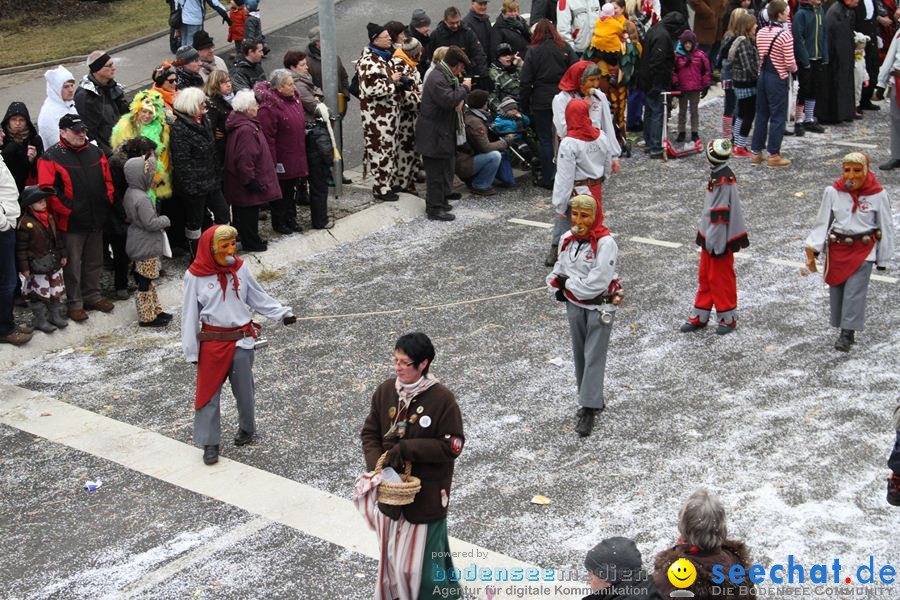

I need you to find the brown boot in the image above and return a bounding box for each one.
[68,308,89,322]
[84,298,114,312]
[751,152,766,165]
[0,329,32,345]
[767,154,791,167]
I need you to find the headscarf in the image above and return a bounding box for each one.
[561,194,610,253]
[187,226,245,299]
[558,61,594,92]
[564,99,600,141]
[833,152,884,212]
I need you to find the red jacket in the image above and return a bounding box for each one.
[38,139,114,232]
[228,8,248,42]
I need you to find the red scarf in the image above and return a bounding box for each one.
[188,226,244,299]
[564,99,600,141]
[30,207,50,229]
[832,169,883,213]
[558,60,594,92]
[560,193,610,254]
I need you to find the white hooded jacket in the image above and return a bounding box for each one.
[37,65,78,150]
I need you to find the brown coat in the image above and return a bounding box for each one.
[15,211,66,274]
[688,0,727,45]
[653,540,755,600]
[360,378,465,524]
[455,110,508,180]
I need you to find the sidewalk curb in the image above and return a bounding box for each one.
[0,192,423,371]
[0,2,331,77]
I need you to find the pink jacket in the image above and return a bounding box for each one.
[672,33,711,92]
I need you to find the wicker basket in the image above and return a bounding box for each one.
[375,452,421,506]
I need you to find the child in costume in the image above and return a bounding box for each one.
[547,194,623,438]
[672,30,711,144]
[804,152,894,351]
[15,186,68,333]
[854,32,871,116]
[181,225,296,465]
[680,139,749,335]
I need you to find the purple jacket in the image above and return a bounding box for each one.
[223,110,281,207]
[672,34,711,92]
[254,80,309,179]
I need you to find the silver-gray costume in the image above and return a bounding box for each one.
[547,232,619,409]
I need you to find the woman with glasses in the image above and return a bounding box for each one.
[357,22,404,202]
[151,63,179,114]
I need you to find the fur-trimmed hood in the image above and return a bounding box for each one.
[653,540,755,600]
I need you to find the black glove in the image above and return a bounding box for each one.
[875,86,885,101]
[384,443,405,471]
[700,86,709,99]
[877,266,886,271]
[555,274,569,290]
[555,289,568,302]
[283,315,297,325]
[244,179,263,193]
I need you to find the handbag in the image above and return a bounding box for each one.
[29,250,61,275]
[348,72,361,99]
[168,7,183,29]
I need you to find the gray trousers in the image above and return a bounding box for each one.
[63,229,103,309]
[193,348,256,446]
[892,92,900,160]
[423,155,455,213]
[551,206,572,246]
[829,261,872,331]
[566,302,614,409]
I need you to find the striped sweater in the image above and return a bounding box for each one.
[756,24,797,79]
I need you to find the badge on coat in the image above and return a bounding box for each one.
[208,283,215,289]
[450,436,464,455]
[388,406,396,419]
[440,488,448,508]
[416,406,424,414]
[409,414,418,425]
[419,415,432,428]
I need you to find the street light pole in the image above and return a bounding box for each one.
[318,0,342,198]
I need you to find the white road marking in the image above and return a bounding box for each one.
[767,258,807,269]
[0,386,579,600]
[629,236,682,249]
[508,218,553,229]
[833,141,878,150]
[871,273,898,283]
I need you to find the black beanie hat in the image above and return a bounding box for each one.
[367,22,387,42]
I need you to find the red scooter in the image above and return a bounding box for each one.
[661,90,704,161]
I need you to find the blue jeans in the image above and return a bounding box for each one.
[180,23,203,47]
[0,229,16,337]
[496,150,515,185]
[532,109,555,186]
[642,90,664,153]
[471,151,501,190]
[627,88,645,130]
[750,63,789,155]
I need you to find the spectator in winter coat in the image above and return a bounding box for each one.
[170,88,230,255]
[456,89,513,194]
[223,90,280,251]
[489,42,523,111]
[792,0,828,136]
[243,0,268,54]
[204,70,235,174]
[255,70,308,234]
[174,0,230,48]
[174,45,205,90]
[73,51,129,156]
[150,63,179,113]
[463,0,495,64]
[231,41,267,91]
[0,147,31,345]
[672,30,711,143]
[491,0,531,58]
[529,0,558,25]
[406,9,434,78]
[559,0,602,55]
[519,20,578,187]
[639,12,683,157]
[653,488,756,600]
[729,12,760,155]
[306,26,352,185]
[37,66,77,151]
[427,7,490,88]
[1,103,43,193]
[818,0,857,123]
[689,0,728,65]
[192,31,229,83]
[38,114,116,322]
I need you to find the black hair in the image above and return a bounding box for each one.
[467,89,490,109]
[444,6,461,19]
[394,332,436,375]
[385,20,406,42]
[242,39,262,56]
[443,45,471,67]
[121,136,157,159]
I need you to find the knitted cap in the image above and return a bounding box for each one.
[498,96,518,113]
[308,26,321,42]
[175,45,200,64]
[707,138,732,165]
[367,22,387,42]
[402,37,422,54]
[192,30,215,50]
[411,8,431,28]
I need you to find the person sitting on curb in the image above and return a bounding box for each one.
[456,90,515,196]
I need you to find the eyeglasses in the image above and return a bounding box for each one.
[166,78,177,83]
[103,62,114,69]
[376,33,391,40]
[392,357,415,368]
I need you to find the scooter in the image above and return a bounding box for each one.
[660,90,704,161]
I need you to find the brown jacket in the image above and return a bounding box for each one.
[653,540,755,600]
[688,0,727,45]
[361,378,465,524]
[455,110,508,180]
[15,211,66,274]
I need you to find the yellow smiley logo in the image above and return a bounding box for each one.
[667,558,697,589]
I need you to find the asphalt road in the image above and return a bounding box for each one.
[2,88,898,599]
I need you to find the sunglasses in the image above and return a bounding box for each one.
[166,78,177,83]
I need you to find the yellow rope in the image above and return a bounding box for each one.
[294,286,547,322]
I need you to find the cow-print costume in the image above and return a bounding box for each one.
[390,55,423,194]
[357,47,401,196]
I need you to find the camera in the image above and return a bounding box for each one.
[396,75,415,91]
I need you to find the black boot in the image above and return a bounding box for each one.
[680,321,706,333]
[888,474,900,506]
[834,329,854,352]
[575,407,600,437]
[794,121,805,137]
[29,301,56,333]
[188,238,200,258]
[544,244,558,267]
[203,444,219,465]
[234,429,254,446]
[47,300,68,329]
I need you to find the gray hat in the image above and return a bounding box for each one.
[410,8,431,28]
[498,97,518,113]
[175,45,200,64]
[584,537,643,585]
[308,26,321,42]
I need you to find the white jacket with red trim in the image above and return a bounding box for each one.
[557,0,602,54]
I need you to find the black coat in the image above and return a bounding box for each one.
[406,25,432,78]
[206,94,233,170]
[73,74,129,156]
[638,14,682,92]
[306,42,351,114]
[415,64,468,159]
[176,67,204,90]
[519,40,577,113]
[169,111,220,196]
[492,14,531,57]
[817,1,857,123]
[1,102,43,193]
[230,59,267,92]
[463,10,495,63]
[427,21,489,79]
[529,0,557,25]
